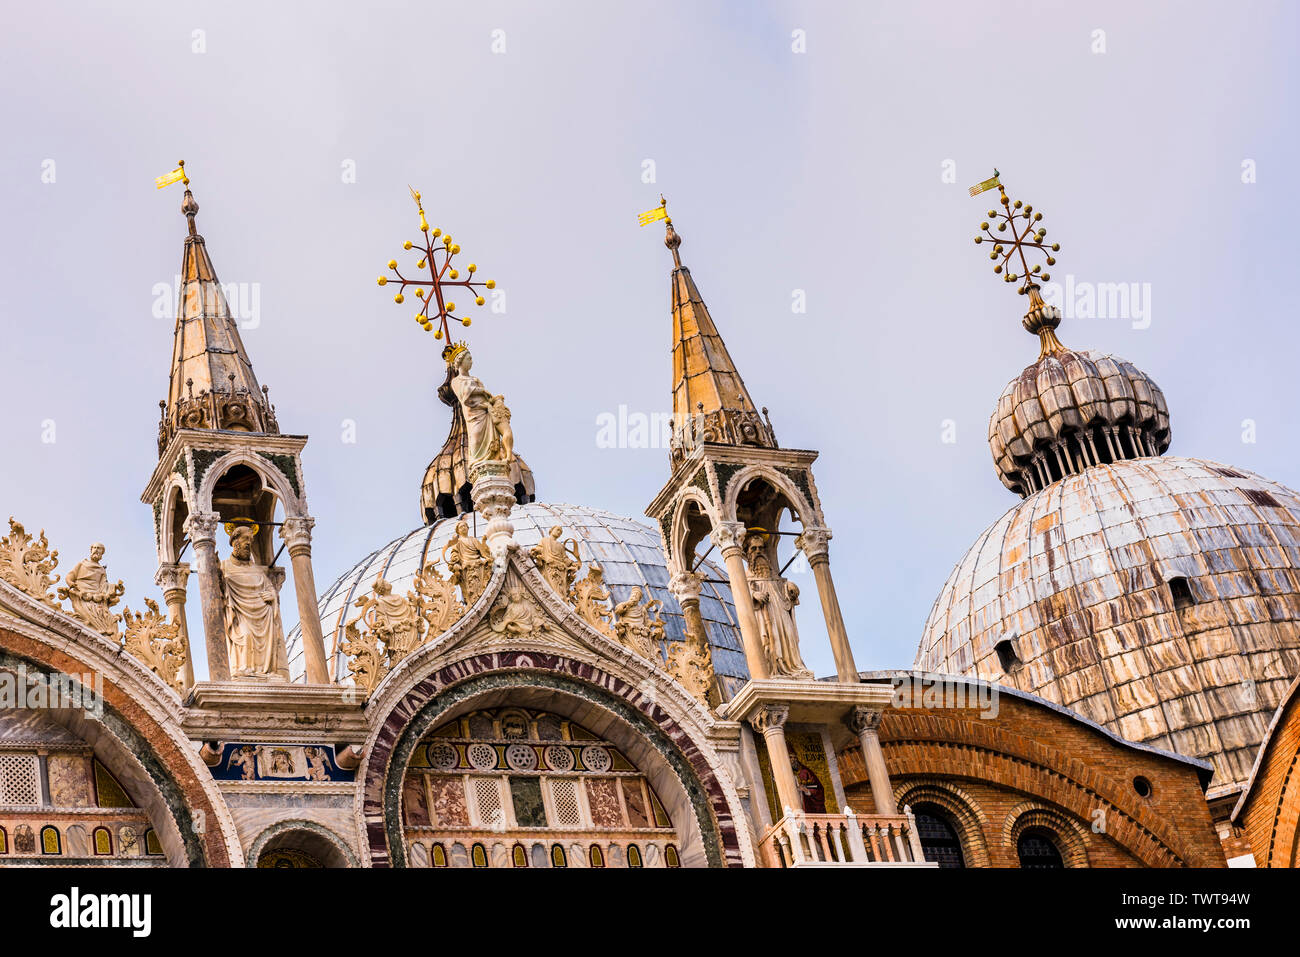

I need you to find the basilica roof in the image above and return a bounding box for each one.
[915,456,1300,796]
[286,502,749,695]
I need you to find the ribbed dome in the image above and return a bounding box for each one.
[287,503,749,695]
[915,457,1300,796]
[990,347,1171,497]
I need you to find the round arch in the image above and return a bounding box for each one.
[246,819,358,868]
[1004,802,1091,868]
[721,464,817,529]
[196,450,303,518]
[360,656,746,868]
[894,780,992,868]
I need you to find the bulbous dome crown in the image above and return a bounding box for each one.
[989,286,1170,496]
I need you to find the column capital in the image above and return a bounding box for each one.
[154,562,191,596]
[668,569,702,606]
[845,705,884,736]
[748,703,789,734]
[280,515,316,555]
[796,525,833,562]
[186,512,221,546]
[711,521,748,557]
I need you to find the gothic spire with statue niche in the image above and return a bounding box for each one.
[157,161,278,456]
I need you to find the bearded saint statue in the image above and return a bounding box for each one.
[220,525,289,679]
[60,542,125,636]
[744,531,812,679]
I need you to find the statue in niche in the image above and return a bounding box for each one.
[571,563,613,635]
[612,586,666,660]
[448,348,515,468]
[490,584,541,637]
[59,543,124,637]
[744,531,813,679]
[442,520,493,606]
[531,526,580,597]
[355,576,424,663]
[219,525,288,679]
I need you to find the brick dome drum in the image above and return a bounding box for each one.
[915,457,1300,796]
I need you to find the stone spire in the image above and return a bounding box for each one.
[157,185,278,455]
[661,207,776,471]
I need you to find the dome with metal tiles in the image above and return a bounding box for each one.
[287,502,749,696]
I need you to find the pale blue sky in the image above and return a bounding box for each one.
[1,1,1296,679]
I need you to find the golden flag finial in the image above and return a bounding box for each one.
[377,187,497,360]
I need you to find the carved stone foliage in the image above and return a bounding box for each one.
[121,598,187,694]
[666,637,713,706]
[569,563,614,635]
[612,587,666,661]
[0,518,60,606]
[342,565,468,697]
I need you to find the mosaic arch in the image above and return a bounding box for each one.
[403,707,683,869]
[364,655,746,868]
[0,621,237,867]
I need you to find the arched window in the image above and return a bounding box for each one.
[589,844,605,868]
[551,843,567,868]
[626,844,643,868]
[0,826,7,854]
[512,843,528,868]
[40,826,61,855]
[431,843,448,867]
[471,843,488,867]
[93,827,112,856]
[664,844,680,868]
[914,806,965,868]
[144,829,163,856]
[1017,827,1064,868]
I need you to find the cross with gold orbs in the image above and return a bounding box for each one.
[971,175,1061,296]
[377,187,496,358]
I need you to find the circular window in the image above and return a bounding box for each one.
[1133,776,1153,799]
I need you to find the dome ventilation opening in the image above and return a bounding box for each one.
[1167,576,1194,611]
[994,636,1022,673]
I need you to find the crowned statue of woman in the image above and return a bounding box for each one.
[220,524,289,679]
[448,347,514,469]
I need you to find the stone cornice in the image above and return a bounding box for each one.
[181,681,368,741]
[719,677,894,746]
[142,429,308,504]
[645,444,820,519]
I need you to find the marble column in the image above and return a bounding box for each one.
[798,527,858,682]
[186,512,229,681]
[712,521,770,682]
[154,562,194,689]
[846,706,896,815]
[749,704,801,820]
[281,516,329,685]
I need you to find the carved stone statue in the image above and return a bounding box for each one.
[489,584,541,637]
[612,586,666,660]
[356,576,424,663]
[59,543,125,637]
[744,532,812,679]
[571,563,613,635]
[219,525,288,679]
[442,520,493,606]
[531,526,580,597]
[449,349,515,468]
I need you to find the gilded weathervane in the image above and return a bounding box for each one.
[970,170,1061,296]
[377,187,497,362]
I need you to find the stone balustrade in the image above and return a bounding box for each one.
[762,805,934,867]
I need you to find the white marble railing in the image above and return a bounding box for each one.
[762,805,933,867]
